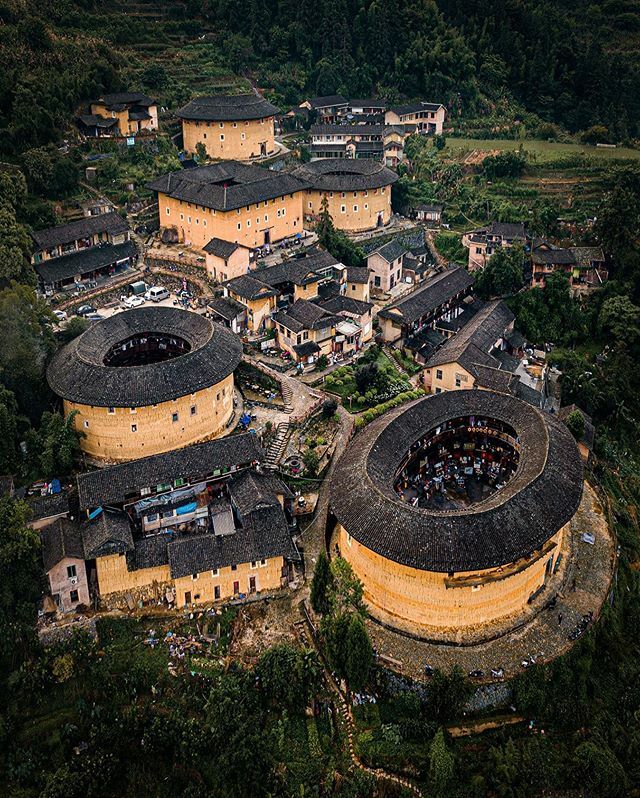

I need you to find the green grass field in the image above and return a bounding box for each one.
[445,137,640,163]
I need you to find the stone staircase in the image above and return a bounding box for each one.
[281,380,294,413]
[266,422,292,467]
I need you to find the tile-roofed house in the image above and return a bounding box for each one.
[34,239,138,286]
[225,273,278,301]
[81,93,158,137]
[346,266,369,284]
[424,300,520,395]
[31,212,136,292]
[321,295,373,317]
[228,470,293,516]
[76,432,264,511]
[26,492,71,529]
[167,502,298,579]
[378,266,475,343]
[207,296,247,333]
[385,102,445,134]
[273,299,343,363]
[203,238,242,259]
[462,221,527,272]
[41,518,90,612]
[530,241,608,289]
[373,238,408,264]
[41,518,85,573]
[32,212,129,251]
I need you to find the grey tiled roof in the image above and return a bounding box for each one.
[77,432,263,510]
[78,115,118,129]
[378,267,474,324]
[147,161,309,212]
[203,237,242,258]
[424,300,514,370]
[273,299,338,333]
[176,94,278,121]
[371,238,408,263]
[310,124,386,136]
[97,92,155,108]
[226,274,278,300]
[208,296,246,321]
[168,502,297,578]
[331,390,583,572]
[294,341,321,357]
[126,534,170,571]
[346,266,369,284]
[228,470,292,515]
[320,295,373,316]
[388,102,443,115]
[253,249,338,287]
[35,240,137,284]
[41,518,84,571]
[487,221,526,239]
[26,492,70,522]
[293,158,398,191]
[82,510,134,559]
[32,212,129,251]
[47,308,241,407]
[307,95,348,109]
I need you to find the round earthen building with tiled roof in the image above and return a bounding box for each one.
[294,158,398,232]
[48,307,241,462]
[330,390,583,635]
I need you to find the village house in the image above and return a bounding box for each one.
[412,203,444,227]
[367,238,407,292]
[384,102,446,135]
[422,299,545,406]
[319,295,374,345]
[308,123,411,165]
[273,300,343,365]
[224,274,279,333]
[293,159,398,233]
[365,229,432,291]
[148,161,308,251]
[462,221,527,271]
[71,433,299,608]
[203,237,253,282]
[378,266,476,347]
[177,94,279,160]
[530,241,607,289]
[345,265,371,302]
[77,92,158,138]
[299,95,349,123]
[31,212,137,293]
[41,519,90,613]
[207,295,247,334]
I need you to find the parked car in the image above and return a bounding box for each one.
[145,286,170,302]
[52,309,67,322]
[123,295,145,308]
[76,304,96,316]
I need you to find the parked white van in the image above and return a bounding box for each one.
[145,286,170,302]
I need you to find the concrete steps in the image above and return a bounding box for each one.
[281,381,294,413]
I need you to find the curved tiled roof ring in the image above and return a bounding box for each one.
[48,307,242,407]
[293,158,399,192]
[330,390,583,572]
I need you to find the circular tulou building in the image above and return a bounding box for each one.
[176,94,279,160]
[330,390,584,636]
[48,307,242,462]
[294,159,398,232]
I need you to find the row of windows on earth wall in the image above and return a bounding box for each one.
[192,119,269,128]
